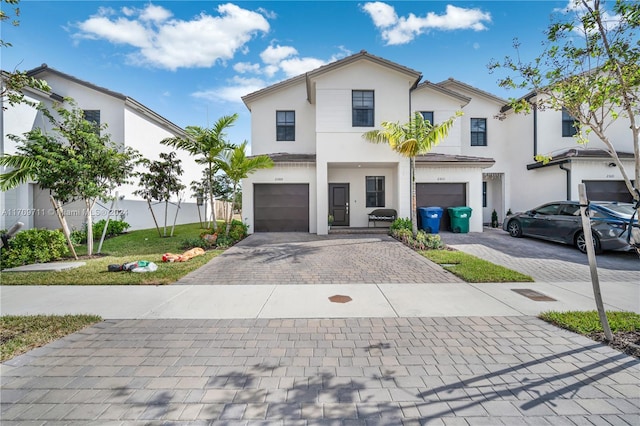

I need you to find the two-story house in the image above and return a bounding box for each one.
[1,65,202,232]
[241,51,496,235]
[241,50,636,236]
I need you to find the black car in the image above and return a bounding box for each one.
[502,201,637,253]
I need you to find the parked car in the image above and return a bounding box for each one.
[502,201,637,253]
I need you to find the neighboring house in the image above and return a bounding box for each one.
[241,50,636,235]
[1,64,202,232]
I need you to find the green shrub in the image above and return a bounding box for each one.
[180,237,213,250]
[390,227,444,251]
[390,217,412,232]
[92,219,130,239]
[228,219,248,243]
[70,228,87,245]
[0,228,69,269]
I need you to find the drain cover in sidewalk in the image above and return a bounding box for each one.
[329,295,352,303]
[511,288,556,302]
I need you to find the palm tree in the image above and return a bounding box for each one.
[161,114,238,232]
[363,111,463,236]
[219,141,273,236]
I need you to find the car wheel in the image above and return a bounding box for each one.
[507,220,522,237]
[576,231,602,254]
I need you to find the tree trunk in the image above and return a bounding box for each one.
[225,184,238,238]
[163,200,168,237]
[578,184,613,342]
[171,196,181,237]
[410,157,418,236]
[147,198,162,237]
[208,164,217,232]
[85,198,94,256]
[49,196,77,260]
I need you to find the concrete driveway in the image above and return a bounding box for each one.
[176,233,463,285]
[441,228,640,283]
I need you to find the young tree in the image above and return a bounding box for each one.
[134,152,185,237]
[488,0,639,249]
[161,114,237,232]
[0,101,138,255]
[218,141,273,236]
[362,111,463,236]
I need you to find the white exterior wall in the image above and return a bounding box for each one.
[242,163,317,234]
[248,81,316,156]
[414,165,485,232]
[411,87,465,155]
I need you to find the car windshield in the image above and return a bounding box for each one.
[594,202,636,218]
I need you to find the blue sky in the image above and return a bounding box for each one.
[3,1,578,149]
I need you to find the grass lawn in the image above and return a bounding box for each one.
[539,310,640,357]
[421,249,534,282]
[0,315,103,362]
[1,223,223,285]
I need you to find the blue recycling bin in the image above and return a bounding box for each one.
[418,206,443,234]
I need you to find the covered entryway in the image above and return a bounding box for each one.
[416,183,466,232]
[584,180,634,203]
[254,184,309,232]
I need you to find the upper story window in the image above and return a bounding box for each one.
[470,118,487,146]
[420,111,434,124]
[276,110,295,141]
[366,176,385,208]
[562,108,578,137]
[83,110,101,134]
[352,90,374,127]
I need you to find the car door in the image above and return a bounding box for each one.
[552,203,582,243]
[525,203,561,239]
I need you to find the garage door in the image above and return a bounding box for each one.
[254,184,309,232]
[584,180,633,203]
[416,183,466,232]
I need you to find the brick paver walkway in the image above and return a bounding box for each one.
[178,233,463,285]
[2,317,638,425]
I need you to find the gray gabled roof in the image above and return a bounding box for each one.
[416,152,495,168]
[437,78,507,105]
[527,148,635,170]
[242,50,423,108]
[413,79,472,105]
[24,64,186,137]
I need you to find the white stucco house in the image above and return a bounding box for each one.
[1,64,203,232]
[241,50,636,235]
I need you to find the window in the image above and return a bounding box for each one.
[470,118,487,146]
[534,204,560,215]
[366,176,385,208]
[83,110,100,126]
[352,90,374,127]
[420,111,434,124]
[276,111,295,141]
[562,108,578,137]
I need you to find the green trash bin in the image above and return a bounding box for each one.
[447,206,472,233]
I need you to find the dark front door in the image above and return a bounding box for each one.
[329,183,349,226]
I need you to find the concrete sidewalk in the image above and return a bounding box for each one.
[1,280,638,319]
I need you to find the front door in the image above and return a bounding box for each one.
[329,183,349,226]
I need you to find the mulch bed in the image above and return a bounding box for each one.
[588,331,640,358]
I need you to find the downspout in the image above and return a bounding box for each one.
[559,163,571,200]
[533,106,538,158]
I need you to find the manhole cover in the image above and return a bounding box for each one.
[511,288,557,302]
[329,295,352,303]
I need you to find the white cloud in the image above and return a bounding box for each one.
[279,56,327,77]
[362,2,491,45]
[74,3,270,70]
[192,76,266,103]
[260,44,298,64]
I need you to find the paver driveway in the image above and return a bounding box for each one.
[177,233,463,285]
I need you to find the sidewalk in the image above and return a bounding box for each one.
[1,280,638,319]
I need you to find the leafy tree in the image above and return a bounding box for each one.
[134,152,185,237]
[0,101,138,255]
[1,0,50,108]
[488,0,639,248]
[362,111,462,236]
[218,141,273,236]
[161,114,237,231]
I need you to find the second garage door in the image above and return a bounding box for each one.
[254,184,309,232]
[416,183,467,232]
[584,180,633,203]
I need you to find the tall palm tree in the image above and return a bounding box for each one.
[161,114,238,232]
[219,141,273,236]
[363,111,463,236]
